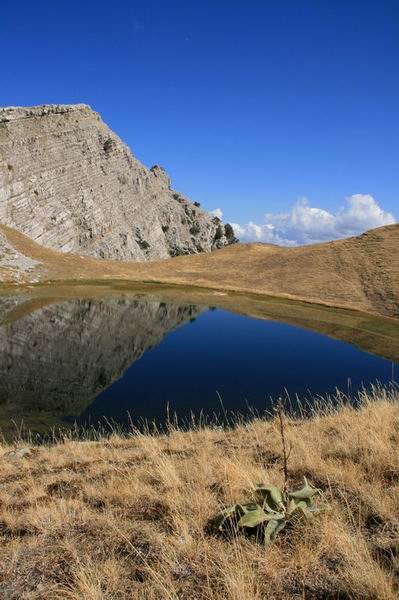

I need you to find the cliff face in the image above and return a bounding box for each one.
[0,104,235,261]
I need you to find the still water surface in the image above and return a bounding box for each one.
[0,295,397,434]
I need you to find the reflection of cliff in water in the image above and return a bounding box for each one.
[0,297,203,418]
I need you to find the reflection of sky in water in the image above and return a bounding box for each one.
[80,308,397,427]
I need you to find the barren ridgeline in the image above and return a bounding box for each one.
[0,219,399,319]
[0,104,236,261]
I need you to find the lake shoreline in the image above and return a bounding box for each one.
[2,281,399,363]
[3,275,399,322]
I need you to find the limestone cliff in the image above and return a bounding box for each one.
[0,104,236,260]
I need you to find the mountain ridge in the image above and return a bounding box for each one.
[0,222,398,319]
[0,103,235,260]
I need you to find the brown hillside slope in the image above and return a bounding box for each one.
[0,223,398,318]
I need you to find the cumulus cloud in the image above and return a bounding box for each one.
[210,207,223,219]
[231,195,395,246]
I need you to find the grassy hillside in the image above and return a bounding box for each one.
[1,222,399,318]
[0,389,398,599]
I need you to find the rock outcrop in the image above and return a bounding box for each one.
[0,229,40,279]
[0,104,236,261]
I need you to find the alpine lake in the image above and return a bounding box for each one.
[1,282,398,440]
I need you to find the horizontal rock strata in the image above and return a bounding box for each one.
[0,104,236,261]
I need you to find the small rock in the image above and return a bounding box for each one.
[4,447,33,460]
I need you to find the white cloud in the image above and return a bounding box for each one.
[231,195,396,246]
[210,207,223,219]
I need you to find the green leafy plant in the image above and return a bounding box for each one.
[208,477,323,545]
[208,398,327,545]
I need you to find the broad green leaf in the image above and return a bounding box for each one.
[256,484,285,512]
[261,497,278,514]
[264,518,281,545]
[238,505,269,528]
[298,496,312,506]
[289,477,320,500]
[296,500,314,519]
[256,484,283,504]
[210,504,239,529]
[240,503,258,514]
[208,476,327,542]
[235,504,247,517]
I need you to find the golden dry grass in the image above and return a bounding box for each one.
[1,389,398,599]
[1,222,399,318]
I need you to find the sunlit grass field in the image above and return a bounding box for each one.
[1,387,398,599]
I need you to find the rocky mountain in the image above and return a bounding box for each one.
[0,104,236,261]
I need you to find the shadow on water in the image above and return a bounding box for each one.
[0,282,398,440]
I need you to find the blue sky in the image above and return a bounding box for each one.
[1,0,398,243]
